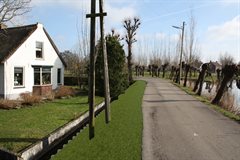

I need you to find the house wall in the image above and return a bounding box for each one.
[4,24,64,99]
[0,64,4,98]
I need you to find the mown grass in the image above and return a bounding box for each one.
[51,81,146,160]
[0,96,104,153]
[175,83,240,121]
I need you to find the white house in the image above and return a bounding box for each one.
[0,23,66,99]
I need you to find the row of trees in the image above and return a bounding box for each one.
[134,13,201,74]
[141,55,239,106]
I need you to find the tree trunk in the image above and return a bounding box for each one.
[193,63,208,92]
[212,65,237,104]
[175,69,180,83]
[197,69,207,96]
[211,77,230,104]
[183,64,190,87]
[162,67,166,78]
[128,44,133,84]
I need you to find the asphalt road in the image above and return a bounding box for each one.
[141,77,240,160]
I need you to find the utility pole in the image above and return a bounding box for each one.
[172,21,185,84]
[99,0,111,123]
[86,0,110,139]
[87,0,96,139]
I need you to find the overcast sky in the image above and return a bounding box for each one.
[24,0,240,63]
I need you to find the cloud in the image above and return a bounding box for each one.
[207,15,240,41]
[201,15,240,62]
[32,0,89,10]
[32,0,137,31]
[105,4,137,24]
[220,0,240,5]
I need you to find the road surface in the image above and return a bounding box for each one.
[141,77,240,160]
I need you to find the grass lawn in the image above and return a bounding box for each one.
[0,96,103,153]
[51,81,146,160]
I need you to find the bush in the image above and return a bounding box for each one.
[0,99,20,110]
[45,93,55,101]
[54,86,76,99]
[20,93,42,106]
[95,35,129,99]
[220,92,236,113]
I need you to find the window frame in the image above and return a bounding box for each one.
[14,67,25,88]
[35,41,44,59]
[57,68,62,85]
[33,66,52,86]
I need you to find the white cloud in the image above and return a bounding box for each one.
[207,15,240,41]
[220,0,240,5]
[32,0,89,10]
[201,15,240,62]
[32,0,137,32]
[105,4,137,24]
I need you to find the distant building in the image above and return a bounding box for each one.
[0,23,66,99]
[208,61,222,73]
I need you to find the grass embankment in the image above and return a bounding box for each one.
[51,81,146,160]
[175,83,240,121]
[0,96,103,153]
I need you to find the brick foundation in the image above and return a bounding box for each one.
[33,85,52,96]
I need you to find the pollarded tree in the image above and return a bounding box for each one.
[0,0,31,23]
[219,52,234,67]
[193,63,208,95]
[212,64,238,105]
[123,17,141,84]
[95,33,128,99]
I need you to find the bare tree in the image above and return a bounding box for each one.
[219,52,235,67]
[0,0,31,23]
[65,10,90,87]
[123,17,141,83]
[184,12,199,65]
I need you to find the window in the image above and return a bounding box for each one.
[14,67,24,86]
[42,67,51,84]
[57,68,61,84]
[36,42,43,58]
[34,67,51,85]
[34,68,40,85]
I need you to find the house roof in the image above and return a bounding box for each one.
[0,23,66,67]
[209,61,222,68]
[0,24,37,63]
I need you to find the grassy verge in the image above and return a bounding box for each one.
[0,96,104,153]
[51,81,146,160]
[174,83,240,121]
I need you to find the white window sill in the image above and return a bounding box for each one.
[14,86,25,89]
[33,84,52,87]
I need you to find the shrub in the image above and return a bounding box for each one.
[54,86,76,99]
[20,93,41,106]
[45,92,55,101]
[220,92,236,113]
[95,35,129,99]
[0,99,20,110]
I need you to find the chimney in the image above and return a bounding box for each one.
[0,23,7,29]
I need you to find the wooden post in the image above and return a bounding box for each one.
[86,0,110,139]
[99,0,111,123]
[179,21,185,84]
[87,0,96,139]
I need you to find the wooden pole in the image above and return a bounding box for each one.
[88,0,96,139]
[99,0,111,123]
[179,21,185,84]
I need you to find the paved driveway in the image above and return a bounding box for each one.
[141,78,240,160]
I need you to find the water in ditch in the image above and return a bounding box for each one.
[187,80,240,110]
